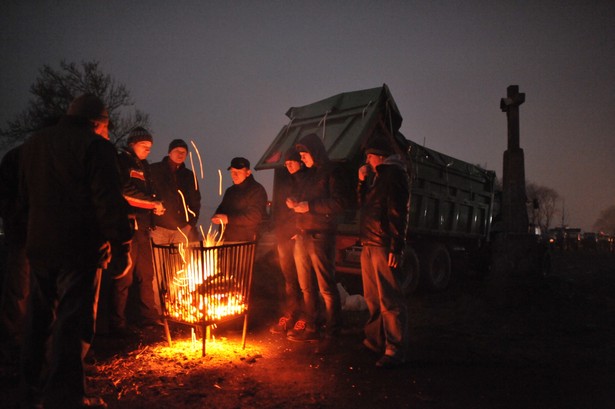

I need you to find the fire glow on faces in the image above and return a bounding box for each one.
[285,160,301,175]
[169,147,188,165]
[132,141,152,160]
[299,152,314,168]
[230,168,250,185]
[366,153,385,172]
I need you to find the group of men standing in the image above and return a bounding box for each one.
[269,132,411,368]
[0,92,413,408]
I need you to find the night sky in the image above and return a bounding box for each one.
[2,1,613,232]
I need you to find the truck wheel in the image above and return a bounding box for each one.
[420,244,451,291]
[400,246,420,295]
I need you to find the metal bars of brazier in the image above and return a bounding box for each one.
[151,240,256,356]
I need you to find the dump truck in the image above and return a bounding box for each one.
[255,85,497,292]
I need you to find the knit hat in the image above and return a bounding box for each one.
[67,93,108,121]
[168,139,189,153]
[283,147,301,162]
[127,127,153,144]
[228,157,250,170]
[364,137,393,156]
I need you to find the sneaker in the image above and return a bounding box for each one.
[286,320,320,343]
[269,316,291,334]
[375,354,405,369]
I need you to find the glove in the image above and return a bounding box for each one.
[106,240,133,280]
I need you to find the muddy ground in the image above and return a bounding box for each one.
[1,250,614,409]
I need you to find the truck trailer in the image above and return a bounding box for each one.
[255,85,497,293]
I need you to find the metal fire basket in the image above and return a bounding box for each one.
[151,240,256,356]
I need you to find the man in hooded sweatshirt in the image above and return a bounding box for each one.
[357,137,410,368]
[286,134,347,348]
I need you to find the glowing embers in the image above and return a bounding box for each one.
[155,241,254,325]
[165,249,247,324]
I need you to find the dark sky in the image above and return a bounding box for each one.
[2,1,614,231]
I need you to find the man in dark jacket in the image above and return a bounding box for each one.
[269,148,305,334]
[0,145,29,353]
[150,139,201,244]
[211,157,267,242]
[110,127,165,334]
[18,94,133,408]
[286,134,346,345]
[357,137,410,368]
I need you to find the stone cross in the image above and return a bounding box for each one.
[500,85,529,233]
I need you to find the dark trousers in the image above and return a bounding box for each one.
[20,262,101,408]
[360,245,408,359]
[0,240,29,344]
[294,232,342,336]
[110,228,158,328]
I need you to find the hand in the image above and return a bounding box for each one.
[388,252,400,269]
[293,201,309,214]
[211,214,228,225]
[153,201,166,216]
[358,165,370,182]
[107,241,133,280]
[286,198,297,209]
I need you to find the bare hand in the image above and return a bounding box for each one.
[358,165,370,182]
[293,201,309,214]
[388,252,400,269]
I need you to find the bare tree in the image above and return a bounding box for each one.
[0,60,149,149]
[526,181,560,233]
[593,205,615,235]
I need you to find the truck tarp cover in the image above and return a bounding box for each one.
[255,84,403,170]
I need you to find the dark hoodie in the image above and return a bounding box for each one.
[294,134,346,233]
[358,154,410,254]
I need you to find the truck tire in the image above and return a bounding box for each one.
[400,246,420,295]
[420,243,451,291]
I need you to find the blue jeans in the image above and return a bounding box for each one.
[294,231,341,336]
[277,238,303,319]
[361,245,408,359]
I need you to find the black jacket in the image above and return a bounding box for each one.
[215,174,267,242]
[294,134,346,233]
[273,167,305,241]
[150,156,201,230]
[358,155,410,254]
[117,147,158,230]
[18,115,133,269]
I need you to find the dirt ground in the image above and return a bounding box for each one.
[1,250,614,409]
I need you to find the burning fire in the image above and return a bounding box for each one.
[162,225,247,325]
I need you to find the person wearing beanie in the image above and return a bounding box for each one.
[150,139,201,244]
[17,94,132,409]
[357,136,410,368]
[211,156,267,242]
[269,147,305,335]
[109,126,165,335]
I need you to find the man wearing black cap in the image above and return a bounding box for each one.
[211,157,267,242]
[110,127,165,335]
[150,139,201,244]
[18,93,133,408]
[357,136,410,368]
